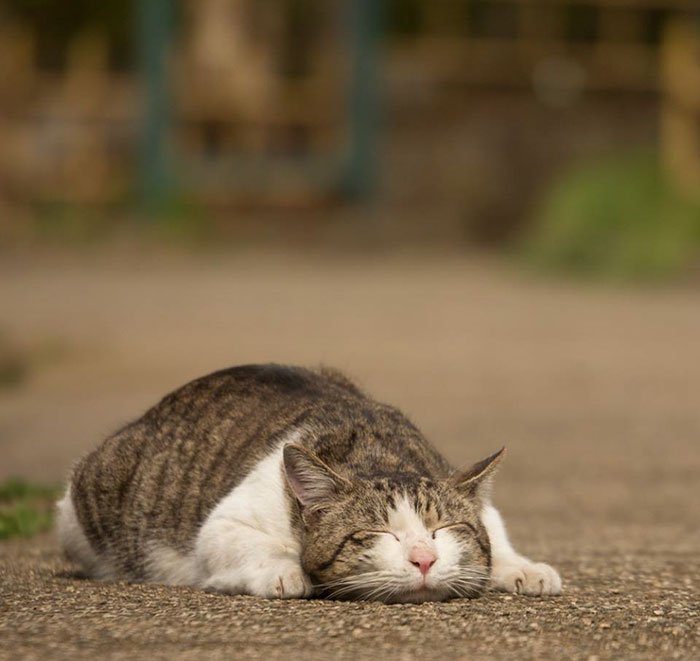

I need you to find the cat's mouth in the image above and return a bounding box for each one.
[314,566,489,603]
[388,574,490,603]
[315,581,450,603]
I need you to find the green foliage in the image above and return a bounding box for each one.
[0,479,59,502]
[522,153,700,281]
[0,503,54,539]
[0,479,60,540]
[33,204,115,244]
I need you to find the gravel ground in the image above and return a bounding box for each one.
[1,532,697,660]
[1,252,699,659]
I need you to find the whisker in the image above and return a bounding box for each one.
[320,571,397,600]
[363,581,405,603]
[315,562,491,603]
[364,578,403,600]
[446,575,489,599]
[313,571,387,591]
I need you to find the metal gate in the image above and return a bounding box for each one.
[137,0,381,209]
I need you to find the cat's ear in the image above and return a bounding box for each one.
[283,444,351,512]
[449,447,505,499]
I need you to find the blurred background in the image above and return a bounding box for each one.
[1,0,699,554]
[1,0,699,253]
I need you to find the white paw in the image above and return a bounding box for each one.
[251,562,313,599]
[202,561,312,599]
[491,556,562,596]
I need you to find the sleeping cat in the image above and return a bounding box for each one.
[57,364,561,602]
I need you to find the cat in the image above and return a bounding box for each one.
[57,364,561,602]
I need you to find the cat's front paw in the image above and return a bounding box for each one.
[491,556,562,596]
[202,562,312,599]
[251,562,313,599]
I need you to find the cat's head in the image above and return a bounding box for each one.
[283,444,504,603]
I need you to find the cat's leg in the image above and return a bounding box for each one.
[195,518,312,598]
[481,503,562,596]
[193,444,312,599]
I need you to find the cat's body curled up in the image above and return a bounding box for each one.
[57,365,561,602]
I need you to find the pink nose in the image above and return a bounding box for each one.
[409,547,437,576]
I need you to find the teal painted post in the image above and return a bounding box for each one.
[341,0,381,198]
[137,0,174,210]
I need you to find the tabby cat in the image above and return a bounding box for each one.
[57,365,561,602]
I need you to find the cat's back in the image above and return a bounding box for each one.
[68,365,366,575]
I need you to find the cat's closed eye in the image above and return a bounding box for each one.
[431,522,478,539]
[363,530,399,542]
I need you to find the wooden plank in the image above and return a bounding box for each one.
[661,19,700,197]
[387,37,659,90]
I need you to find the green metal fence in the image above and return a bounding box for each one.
[136,0,381,210]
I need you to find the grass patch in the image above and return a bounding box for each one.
[0,479,61,540]
[522,152,700,281]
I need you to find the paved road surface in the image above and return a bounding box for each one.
[1,253,698,659]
